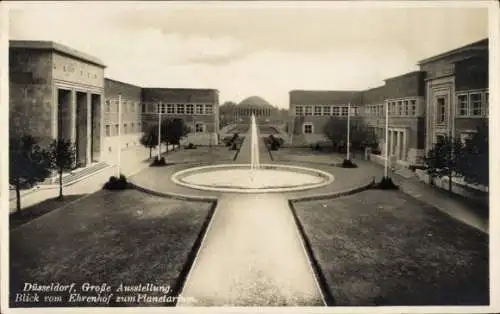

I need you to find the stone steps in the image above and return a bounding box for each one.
[41,162,111,186]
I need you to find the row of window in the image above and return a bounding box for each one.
[294,99,419,117]
[295,105,360,117]
[104,122,143,137]
[105,99,216,116]
[105,99,141,113]
[104,122,207,137]
[456,91,489,117]
[153,103,214,115]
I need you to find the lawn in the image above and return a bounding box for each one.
[10,194,87,230]
[292,189,489,306]
[10,189,215,307]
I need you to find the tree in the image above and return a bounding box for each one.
[424,135,463,192]
[456,121,489,187]
[139,126,158,159]
[323,118,378,152]
[47,138,76,200]
[9,135,52,212]
[163,118,190,149]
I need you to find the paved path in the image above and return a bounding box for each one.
[178,193,324,306]
[178,132,325,306]
[9,146,157,213]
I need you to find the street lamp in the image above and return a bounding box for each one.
[157,102,162,160]
[116,94,122,177]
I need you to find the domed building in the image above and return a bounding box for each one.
[220,96,286,126]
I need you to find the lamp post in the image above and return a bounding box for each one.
[157,102,162,160]
[347,102,351,161]
[384,99,389,178]
[117,95,122,177]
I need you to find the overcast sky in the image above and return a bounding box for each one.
[7,1,489,108]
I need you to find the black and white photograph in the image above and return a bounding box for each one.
[0,1,498,312]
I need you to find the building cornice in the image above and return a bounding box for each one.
[10,40,106,68]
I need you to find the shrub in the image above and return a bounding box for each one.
[374,177,398,190]
[341,159,358,168]
[150,156,167,167]
[184,143,197,149]
[103,175,129,190]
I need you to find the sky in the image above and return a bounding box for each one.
[7,1,489,108]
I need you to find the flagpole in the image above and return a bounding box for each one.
[157,102,162,160]
[117,95,122,177]
[347,102,351,160]
[384,99,389,178]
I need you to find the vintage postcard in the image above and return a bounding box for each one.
[0,1,498,313]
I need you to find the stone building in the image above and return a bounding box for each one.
[140,88,220,146]
[9,40,105,167]
[9,40,220,170]
[101,78,143,162]
[289,38,489,168]
[419,38,488,151]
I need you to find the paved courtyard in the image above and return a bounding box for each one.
[9,131,489,307]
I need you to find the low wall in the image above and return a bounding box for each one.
[368,154,488,203]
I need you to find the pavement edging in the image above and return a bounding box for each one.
[128,182,218,202]
[289,177,375,202]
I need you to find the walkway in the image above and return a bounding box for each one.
[351,157,488,234]
[9,146,156,213]
[178,132,325,306]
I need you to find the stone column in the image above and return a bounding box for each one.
[396,131,401,160]
[86,92,92,166]
[71,90,77,144]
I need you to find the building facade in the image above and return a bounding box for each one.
[419,39,488,152]
[9,40,220,169]
[289,38,489,167]
[9,41,105,167]
[140,88,219,146]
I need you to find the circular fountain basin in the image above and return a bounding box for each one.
[171,164,334,193]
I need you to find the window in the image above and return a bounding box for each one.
[295,106,304,116]
[322,105,332,116]
[205,104,213,115]
[124,124,128,134]
[304,106,313,116]
[436,97,446,123]
[106,100,111,112]
[341,106,348,116]
[115,124,119,136]
[391,102,397,116]
[195,122,205,133]
[141,103,146,113]
[410,100,417,116]
[332,106,340,116]
[105,125,110,137]
[195,104,204,115]
[403,100,409,116]
[303,123,313,134]
[131,123,135,133]
[485,92,489,117]
[314,106,322,116]
[167,104,174,114]
[457,94,468,117]
[176,104,185,115]
[160,104,166,114]
[470,93,482,116]
[186,104,194,115]
[131,101,135,112]
[436,134,445,144]
[397,101,403,116]
[460,132,475,145]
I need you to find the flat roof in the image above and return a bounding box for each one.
[9,40,106,68]
[418,38,488,65]
[384,70,425,82]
